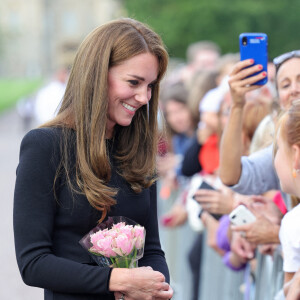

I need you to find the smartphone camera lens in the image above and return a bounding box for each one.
[242,36,247,46]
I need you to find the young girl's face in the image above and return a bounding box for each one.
[274,129,295,195]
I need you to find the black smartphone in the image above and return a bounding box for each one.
[239,32,268,85]
[198,181,215,190]
[194,181,222,220]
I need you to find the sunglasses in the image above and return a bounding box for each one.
[273,50,300,73]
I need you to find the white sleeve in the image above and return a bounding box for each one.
[186,175,204,232]
[280,209,300,272]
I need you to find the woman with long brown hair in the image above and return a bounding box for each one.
[13,18,173,300]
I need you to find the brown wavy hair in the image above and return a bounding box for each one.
[41,18,169,221]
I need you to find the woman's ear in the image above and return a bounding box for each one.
[292,144,300,170]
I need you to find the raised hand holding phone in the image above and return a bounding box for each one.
[227,33,268,108]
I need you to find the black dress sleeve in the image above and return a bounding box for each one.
[181,136,202,177]
[13,129,112,295]
[138,183,170,283]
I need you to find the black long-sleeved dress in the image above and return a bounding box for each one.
[13,128,169,300]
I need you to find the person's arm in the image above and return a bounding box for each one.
[201,211,224,256]
[13,129,113,295]
[285,269,300,299]
[223,252,247,271]
[181,135,202,177]
[219,59,267,186]
[219,102,244,185]
[229,145,281,195]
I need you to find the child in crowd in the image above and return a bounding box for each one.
[274,99,300,299]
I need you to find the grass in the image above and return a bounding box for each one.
[0,78,43,112]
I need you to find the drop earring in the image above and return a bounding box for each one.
[292,169,300,178]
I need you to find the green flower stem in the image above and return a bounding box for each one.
[132,247,138,268]
[110,257,116,267]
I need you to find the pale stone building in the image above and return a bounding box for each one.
[0,0,124,77]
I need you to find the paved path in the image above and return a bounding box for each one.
[0,108,42,299]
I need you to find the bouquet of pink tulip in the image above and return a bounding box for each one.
[79,216,145,268]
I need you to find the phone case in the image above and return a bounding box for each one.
[229,205,256,226]
[239,33,268,85]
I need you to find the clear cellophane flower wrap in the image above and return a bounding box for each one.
[79,216,146,268]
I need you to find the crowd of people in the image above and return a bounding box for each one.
[157,39,300,299]
[12,16,300,300]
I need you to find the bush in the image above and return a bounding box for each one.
[0,79,42,112]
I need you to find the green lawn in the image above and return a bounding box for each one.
[0,79,43,112]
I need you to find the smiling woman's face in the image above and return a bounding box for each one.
[277,57,300,110]
[106,52,159,138]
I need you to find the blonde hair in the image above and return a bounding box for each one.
[276,99,300,149]
[41,18,168,222]
[242,100,271,145]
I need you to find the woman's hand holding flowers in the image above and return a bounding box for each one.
[111,267,173,300]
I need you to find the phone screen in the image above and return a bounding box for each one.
[239,32,268,85]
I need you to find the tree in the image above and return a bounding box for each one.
[124,0,300,60]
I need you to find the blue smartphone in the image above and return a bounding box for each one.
[239,33,268,85]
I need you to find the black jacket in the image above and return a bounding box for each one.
[13,128,169,299]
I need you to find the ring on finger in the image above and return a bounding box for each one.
[119,294,125,300]
[240,231,246,238]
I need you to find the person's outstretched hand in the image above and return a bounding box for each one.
[193,188,234,215]
[231,204,280,245]
[230,230,255,261]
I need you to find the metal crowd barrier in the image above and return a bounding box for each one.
[157,182,284,300]
[157,182,197,300]
[254,247,284,300]
[198,231,245,300]
[198,235,284,300]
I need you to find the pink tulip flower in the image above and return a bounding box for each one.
[113,234,135,256]
[90,234,116,257]
[134,226,145,249]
